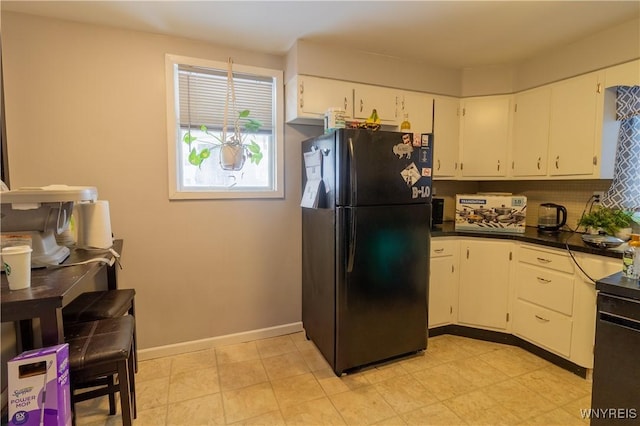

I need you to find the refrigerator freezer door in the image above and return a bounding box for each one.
[336,129,433,207]
[301,132,337,210]
[335,203,430,374]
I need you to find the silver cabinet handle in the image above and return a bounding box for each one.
[536,277,551,284]
[555,156,560,169]
[360,99,363,112]
[536,257,551,264]
[344,97,348,111]
[537,157,541,170]
[437,159,441,171]
[497,160,501,171]
[434,248,444,253]
[535,315,550,322]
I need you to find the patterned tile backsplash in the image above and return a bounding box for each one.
[433,179,613,231]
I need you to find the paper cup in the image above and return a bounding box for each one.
[2,245,32,290]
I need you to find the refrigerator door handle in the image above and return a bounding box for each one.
[348,137,357,205]
[347,208,357,273]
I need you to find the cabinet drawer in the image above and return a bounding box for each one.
[517,263,574,315]
[519,246,574,274]
[431,240,457,258]
[513,299,572,357]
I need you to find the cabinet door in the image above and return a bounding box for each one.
[429,239,459,328]
[511,87,550,177]
[433,96,460,178]
[460,96,510,177]
[399,91,434,134]
[429,256,454,328]
[353,84,399,123]
[458,239,511,330]
[299,76,353,119]
[548,72,601,176]
[570,253,621,368]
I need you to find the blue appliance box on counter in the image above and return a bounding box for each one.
[455,194,527,233]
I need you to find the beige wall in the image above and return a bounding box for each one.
[1,12,316,353]
[434,180,613,230]
[289,39,463,96]
[289,17,640,97]
[513,17,640,91]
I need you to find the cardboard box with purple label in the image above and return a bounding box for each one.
[8,344,71,426]
[455,194,527,233]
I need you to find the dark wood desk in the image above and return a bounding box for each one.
[1,240,123,348]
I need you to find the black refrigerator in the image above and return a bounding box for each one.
[301,128,432,376]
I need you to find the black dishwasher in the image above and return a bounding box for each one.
[591,274,640,425]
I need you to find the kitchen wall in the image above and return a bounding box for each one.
[514,17,640,92]
[1,10,637,368]
[1,12,316,358]
[434,180,613,230]
[289,17,640,97]
[288,39,463,96]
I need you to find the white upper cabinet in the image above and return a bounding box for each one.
[548,72,603,177]
[352,83,399,124]
[511,87,551,177]
[460,95,511,178]
[398,91,434,134]
[433,96,460,178]
[285,75,353,124]
[604,59,640,87]
[285,61,624,181]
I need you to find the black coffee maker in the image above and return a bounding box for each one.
[431,198,444,229]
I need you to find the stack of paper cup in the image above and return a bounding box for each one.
[2,245,33,290]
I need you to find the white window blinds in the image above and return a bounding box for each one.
[178,65,274,131]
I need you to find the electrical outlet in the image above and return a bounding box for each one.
[593,191,604,202]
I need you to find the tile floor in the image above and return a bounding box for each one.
[77,333,592,425]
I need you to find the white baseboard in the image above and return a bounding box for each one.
[138,322,304,361]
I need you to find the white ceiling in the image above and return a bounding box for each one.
[2,1,639,69]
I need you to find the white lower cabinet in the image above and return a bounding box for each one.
[570,252,621,368]
[513,244,620,368]
[458,239,512,331]
[513,299,573,357]
[516,263,574,316]
[428,239,459,328]
[432,237,622,370]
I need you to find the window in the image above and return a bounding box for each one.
[166,55,284,199]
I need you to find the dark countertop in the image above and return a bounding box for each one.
[431,222,624,259]
[596,272,640,300]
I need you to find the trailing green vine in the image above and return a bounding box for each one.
[182,109,263,168]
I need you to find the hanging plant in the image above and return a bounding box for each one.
[182,58,263,170]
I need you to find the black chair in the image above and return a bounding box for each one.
[65,316,136,426]
[63,289,138,372]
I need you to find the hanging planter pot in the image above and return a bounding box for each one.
[220,140,246,171]
[183,58,264,173]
